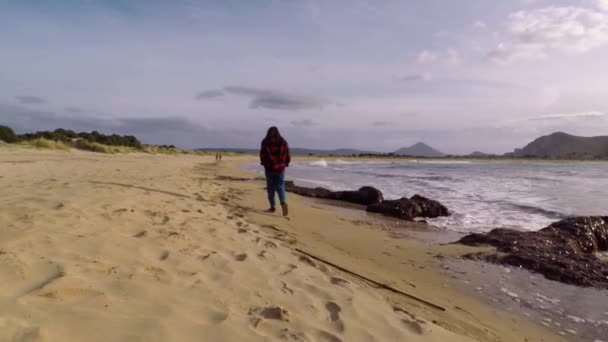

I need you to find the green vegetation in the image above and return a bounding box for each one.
[18,128,143,149]
[20,138,70,150]
[0,125,144,153]
[0,125,17,143]
[0,125,209,155]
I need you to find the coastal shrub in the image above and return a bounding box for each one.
[0,125,17,143]
[21,138,69,150]
[74,139,114,153]
[17,129,144,149]
[143,145,180,155]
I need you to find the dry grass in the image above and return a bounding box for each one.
[73,140,138,154]
[10,139,215,156]
[19,138,70,150]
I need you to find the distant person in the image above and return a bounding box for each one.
[260,126,290,216]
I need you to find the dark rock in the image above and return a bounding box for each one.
[366,194,450,220]
[284,182,448,220]
[331,186,384,206]
[458,216,608,289]
[285,182,383,206]
[285,183,334,199]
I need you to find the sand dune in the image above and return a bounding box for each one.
[0,149,561,341]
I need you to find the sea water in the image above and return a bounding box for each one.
[244,159,608,233]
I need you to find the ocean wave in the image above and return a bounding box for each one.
[499,201,568,219]
[416,160,474,164]
[333,159,360,165]
[291,178,341,189]
[309,159,328,167]
[254,159,606,233]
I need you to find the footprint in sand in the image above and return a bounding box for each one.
[249,306,290,322]
[264,240,278,249]
[401,319,424,334]
[325,302,345,332]
[198,251,217,261]
[394,307,426,334]
[279,329,306,342]
[281,281,294,294]
[257,250,268,260]
[330,277,349,286]
[159,250,170,261]
[237,228,248,234]
[234,253,247,262]
[133,230,147,238]
[207,310,229,324]
[297,255,316,267]
[279,264,297,276]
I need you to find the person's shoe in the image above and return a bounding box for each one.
[266,207,276,213]
[281,202,289,216]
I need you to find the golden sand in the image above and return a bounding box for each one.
[0,149,563,341]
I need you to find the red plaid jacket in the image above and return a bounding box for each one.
[260,137,291,174]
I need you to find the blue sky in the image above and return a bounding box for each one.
[1,0,607,153]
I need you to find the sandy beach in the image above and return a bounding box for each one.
[0,149,565,342]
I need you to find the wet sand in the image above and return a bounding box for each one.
[442,259,608,342]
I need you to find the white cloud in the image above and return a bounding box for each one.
[472,20,487,30]
[488,5,608,62]
[597,0,608,11]
[415,50,437,64]
[401,72,432,81]
[520,0,539,6]
[528,111,606,120]
[414,49,460,65]
[444,48,461,64]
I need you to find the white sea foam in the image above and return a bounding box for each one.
[309,159,328,167]
[245,160,608,233]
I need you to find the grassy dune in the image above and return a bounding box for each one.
[7,137,220,156]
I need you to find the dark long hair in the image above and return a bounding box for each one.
[266,126,282,140]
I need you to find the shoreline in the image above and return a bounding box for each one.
[242,160,608,342]
[226,157,568,341]
[238,158,608,341]
[227,152,608,163]
[0,149,566,341]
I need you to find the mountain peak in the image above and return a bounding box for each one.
[513,131,608,158]
[546,131,572,138]
[394,142,445,157]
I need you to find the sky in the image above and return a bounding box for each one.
[1,0,608,154]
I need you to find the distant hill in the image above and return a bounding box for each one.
[393,142,445,157]
[292,148,379,156]
[467,151,493,157]
[200,143,448,157]
[512,132,608,158]
[198,147,257,154]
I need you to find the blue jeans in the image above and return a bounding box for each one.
[265,170,286,208]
